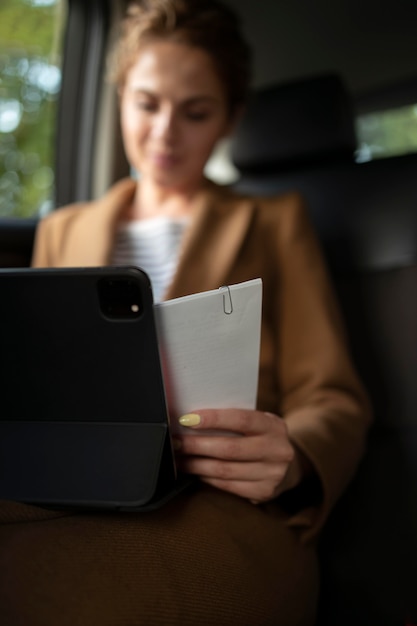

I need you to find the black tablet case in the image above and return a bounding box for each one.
[0,267,189,510]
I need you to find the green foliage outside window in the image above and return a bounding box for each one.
[355,104,417,162]
[0,0,66,218]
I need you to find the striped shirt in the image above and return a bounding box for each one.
[111,216,189,302]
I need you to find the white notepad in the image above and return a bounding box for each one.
[154,279,263,434]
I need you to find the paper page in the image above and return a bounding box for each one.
[154,279,262,434]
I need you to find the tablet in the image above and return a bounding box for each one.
[0,266,189,510]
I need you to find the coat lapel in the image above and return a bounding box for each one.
[60,178,137,266]
[165,184,255,300]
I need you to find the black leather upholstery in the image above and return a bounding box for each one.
[231,74,356,172]
[230,75,417,625]
[232,155,417,273]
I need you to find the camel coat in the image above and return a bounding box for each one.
[0,178,371,626]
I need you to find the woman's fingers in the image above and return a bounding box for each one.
[177,431,293,464]
[199,476,281,502]
[174,408,303,503]
[177,433,258,461]
[178,409,282,436]
[175,409,293,463]
[178,456,289,484]
[175,409,302,503]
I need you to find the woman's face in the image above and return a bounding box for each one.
[120,40,231,192]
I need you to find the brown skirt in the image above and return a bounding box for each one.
[0,485,319,626]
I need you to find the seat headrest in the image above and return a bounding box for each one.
[230,74,356,174]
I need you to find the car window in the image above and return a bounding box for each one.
[0,0,66,219]
[355,103,417,162]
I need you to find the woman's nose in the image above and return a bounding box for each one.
[152,106,176,140]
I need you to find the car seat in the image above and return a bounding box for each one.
[230,74,417,626]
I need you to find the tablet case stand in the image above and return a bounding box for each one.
[0,267,193,511]
[0,421,192,511]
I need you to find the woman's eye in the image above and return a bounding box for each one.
[186,111,210,122]
[135,101,157,112]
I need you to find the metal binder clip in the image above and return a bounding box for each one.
[220,285,233,315]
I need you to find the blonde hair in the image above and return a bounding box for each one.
[108,0,251,117]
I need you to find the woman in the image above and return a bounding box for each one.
[0,1,371,624]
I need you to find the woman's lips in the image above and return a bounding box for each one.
[150,152,180,168]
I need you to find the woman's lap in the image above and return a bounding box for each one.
[0,486,318,626]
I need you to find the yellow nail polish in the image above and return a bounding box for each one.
[179,413,201,427]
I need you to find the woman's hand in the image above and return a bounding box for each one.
[174,409,310,504]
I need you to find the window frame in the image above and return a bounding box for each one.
[56,0,111,207]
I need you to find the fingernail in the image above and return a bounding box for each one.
[179,413,201,427]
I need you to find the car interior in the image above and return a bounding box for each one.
[1,0,417,623]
